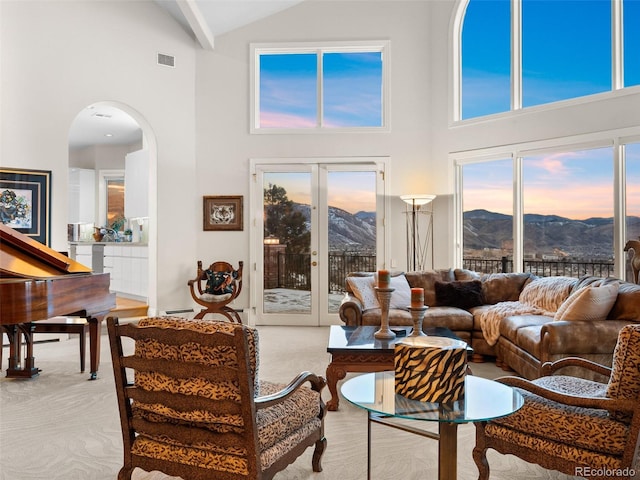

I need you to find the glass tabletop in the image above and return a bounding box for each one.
[327,325,473,354]
[341,371,523,424]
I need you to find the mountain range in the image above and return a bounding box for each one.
[464,209,640,259]
[292,204,640,259]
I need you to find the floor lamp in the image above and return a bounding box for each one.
[400,194,436,271]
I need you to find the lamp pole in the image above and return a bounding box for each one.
[411,198,417,271]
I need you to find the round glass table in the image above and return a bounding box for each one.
[341,371,524,480]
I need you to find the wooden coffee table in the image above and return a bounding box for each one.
[326,325,471,411]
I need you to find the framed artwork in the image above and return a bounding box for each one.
[203,195,243,231]
[0,167,51,245]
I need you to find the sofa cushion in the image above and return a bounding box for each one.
[346,276,380,310]
[606,324,640,423]
[554,283,619,322]
[609,282,640,321]
[481,272,535,305]
[499,314,554,345]
[405,269,454,307]
[519,276,577,312]
[434,280,484,310]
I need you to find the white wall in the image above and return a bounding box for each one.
[194,0,436,296]
[1,0,198,314]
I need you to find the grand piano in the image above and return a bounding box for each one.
[0,223,116,379]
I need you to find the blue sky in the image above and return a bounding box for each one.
[259,51,382,128]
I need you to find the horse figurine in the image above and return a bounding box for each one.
[624,237,640,284]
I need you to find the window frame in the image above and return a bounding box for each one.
[250,41,391,134]
[453,128,640,278]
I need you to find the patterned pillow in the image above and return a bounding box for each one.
[346,276,380,310]
[389,275,412,309]
[554,283,619,321]
[606,324,640,423]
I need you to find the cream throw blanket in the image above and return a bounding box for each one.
[478,276,577,346]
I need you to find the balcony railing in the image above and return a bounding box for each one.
[266,253,615,293]
[463,256,615,278]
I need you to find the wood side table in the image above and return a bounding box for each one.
[325,325,471,411]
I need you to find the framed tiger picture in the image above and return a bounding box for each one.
[203,195,243,231]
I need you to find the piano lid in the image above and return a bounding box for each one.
[0,223,92,279]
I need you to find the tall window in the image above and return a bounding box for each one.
[459,0,639,120]
[461,0,510,118]
[462,159,513,272]
[624,0,640,87]
[627,142,640,281]
[522,148,614,275]
[522,0,610,107]
[251,42,389,132]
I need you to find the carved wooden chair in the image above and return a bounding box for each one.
[624,238,640,284]
[474,323,640,480]
[107,315,327,480]
[188,260,243,322]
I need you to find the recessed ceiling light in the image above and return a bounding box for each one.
[105,133,113,137]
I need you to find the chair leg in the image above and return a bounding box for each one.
[473,423,490,480]
[312,436,326,472]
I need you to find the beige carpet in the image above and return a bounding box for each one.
[1,324,582,480]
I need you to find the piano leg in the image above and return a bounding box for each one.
[87,315,104,380]
[3,323,39,378]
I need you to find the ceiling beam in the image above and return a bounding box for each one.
[176,0,215,50]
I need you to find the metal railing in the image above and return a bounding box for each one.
[463,256,615,278]
[269,253,615,294]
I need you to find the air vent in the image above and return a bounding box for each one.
[157,53,175,68]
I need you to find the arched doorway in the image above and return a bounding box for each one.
[67,102,157,314]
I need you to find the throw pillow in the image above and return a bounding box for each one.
[434,280,484,310]
[389,274,412,309]
[346,276,380,310]
[554,283,619,321]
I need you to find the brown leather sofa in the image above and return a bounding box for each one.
[339,269,640,380]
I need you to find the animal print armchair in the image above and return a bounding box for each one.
[474,323,640,479]
[188,260,243,322]
[107,316,327,480]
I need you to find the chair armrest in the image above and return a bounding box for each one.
[496,376,635,414]
[255,371,326,409]
[339,294,364,326]
[540,356,612,378]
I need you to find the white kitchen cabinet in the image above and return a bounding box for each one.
[70,243,148,300]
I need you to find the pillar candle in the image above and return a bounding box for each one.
[411,288,424,308]
[377,269,390,289]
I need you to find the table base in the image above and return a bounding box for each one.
[367,412,458,480]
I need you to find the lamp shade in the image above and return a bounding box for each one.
[400,194,436,206]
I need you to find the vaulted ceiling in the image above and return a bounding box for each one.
[153,0,305,50]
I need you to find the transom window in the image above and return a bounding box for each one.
[459,0,640,120]
[250,42,389,133]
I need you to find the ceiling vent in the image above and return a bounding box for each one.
[157,53,175,68]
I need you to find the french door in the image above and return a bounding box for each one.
[251,159,386,326]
